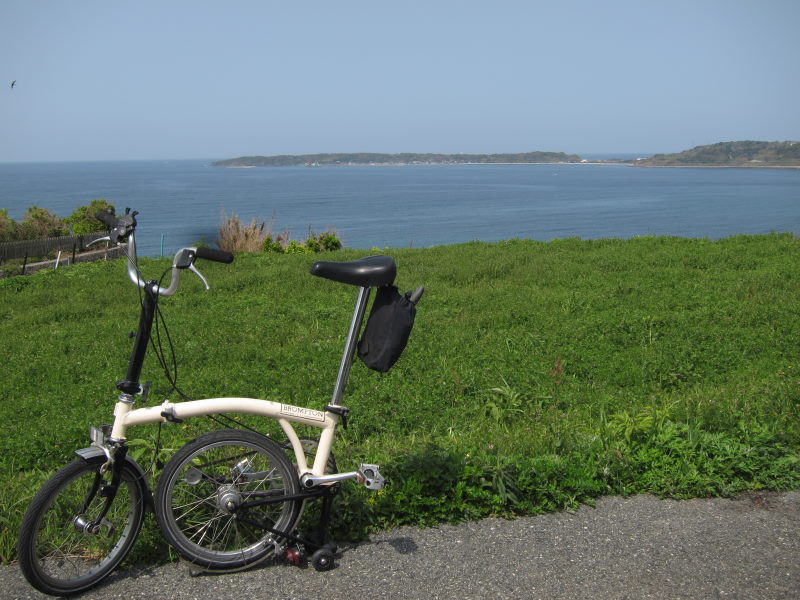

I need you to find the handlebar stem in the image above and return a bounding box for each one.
[125,232,184,297]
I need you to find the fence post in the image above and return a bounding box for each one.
[22,254,28,275]
[72,243,77,264]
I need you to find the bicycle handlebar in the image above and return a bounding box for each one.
[93,208,234,296]
[96,208,138,245]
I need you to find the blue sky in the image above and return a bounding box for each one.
[2,1,799,162]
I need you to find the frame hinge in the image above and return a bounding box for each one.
[325,404,349,429]
[160,405,183,423]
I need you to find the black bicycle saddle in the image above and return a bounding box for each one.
[310,255,397,287]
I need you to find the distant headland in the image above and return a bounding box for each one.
[632,141,800,168]
[212,141,800,169]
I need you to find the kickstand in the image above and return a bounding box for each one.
[313,489,336,550]
[298,485,339,571]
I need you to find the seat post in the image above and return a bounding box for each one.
[329,286,372,406]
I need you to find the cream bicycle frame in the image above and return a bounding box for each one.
[111,397,340,478]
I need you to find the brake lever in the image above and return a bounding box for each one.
[88,235,112,247]
[188,263,210,290]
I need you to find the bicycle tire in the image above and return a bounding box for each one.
[155,429,303,569]
[17,456,146,596]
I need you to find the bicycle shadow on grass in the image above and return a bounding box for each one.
[335,443,466,557]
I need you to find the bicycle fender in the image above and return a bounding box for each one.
[74,447,155,512]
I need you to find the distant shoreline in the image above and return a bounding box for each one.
[220,161,800,169]
[222,161,605,168]
[213,141,800,170]
[633,164,800,169]
[221,160,632,168]
[212,151,584,168]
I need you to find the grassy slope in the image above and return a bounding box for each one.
[1,235,798,563]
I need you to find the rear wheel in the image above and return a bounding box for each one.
[17,456,146,596]
[155,429,303,570]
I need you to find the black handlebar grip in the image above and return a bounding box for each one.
[195,247,234,264]
[95,209,118,228]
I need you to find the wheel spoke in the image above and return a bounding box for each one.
[172,491,217,522]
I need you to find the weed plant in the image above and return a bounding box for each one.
[216,213,267,252]
[1,234,798,564]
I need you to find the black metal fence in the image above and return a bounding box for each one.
[0,233,103,262]
[0,246,124,277]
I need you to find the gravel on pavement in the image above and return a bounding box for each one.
[4,491,798,600]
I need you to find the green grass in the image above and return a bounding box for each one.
[1,234,799,564]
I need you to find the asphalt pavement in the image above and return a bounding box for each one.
[4,491,798,600]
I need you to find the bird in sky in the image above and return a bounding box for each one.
[10,80,15,89]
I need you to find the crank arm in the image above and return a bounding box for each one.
[300,464,384,490]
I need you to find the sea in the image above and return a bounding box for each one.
[1,159,798,257]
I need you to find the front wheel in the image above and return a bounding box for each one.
[155,429,303,570]
[17,456,147,596]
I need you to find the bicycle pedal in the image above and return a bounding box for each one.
[356,464,385,490]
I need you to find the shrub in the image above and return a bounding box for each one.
[304,234,322,253]
[18,206,66,239]
[0,209,17,242]
[285,240,312,254]
[306,229,343,252]
[1,203,116,243]
[63,199,115,235]
[262,232,288,253]
[319,231,343,251]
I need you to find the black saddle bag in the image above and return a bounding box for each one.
[357,285,417,372]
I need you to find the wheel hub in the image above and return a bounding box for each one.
[73,514,115,536]
[216,484,242,513]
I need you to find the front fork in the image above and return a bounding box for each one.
[74,426,129,535]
